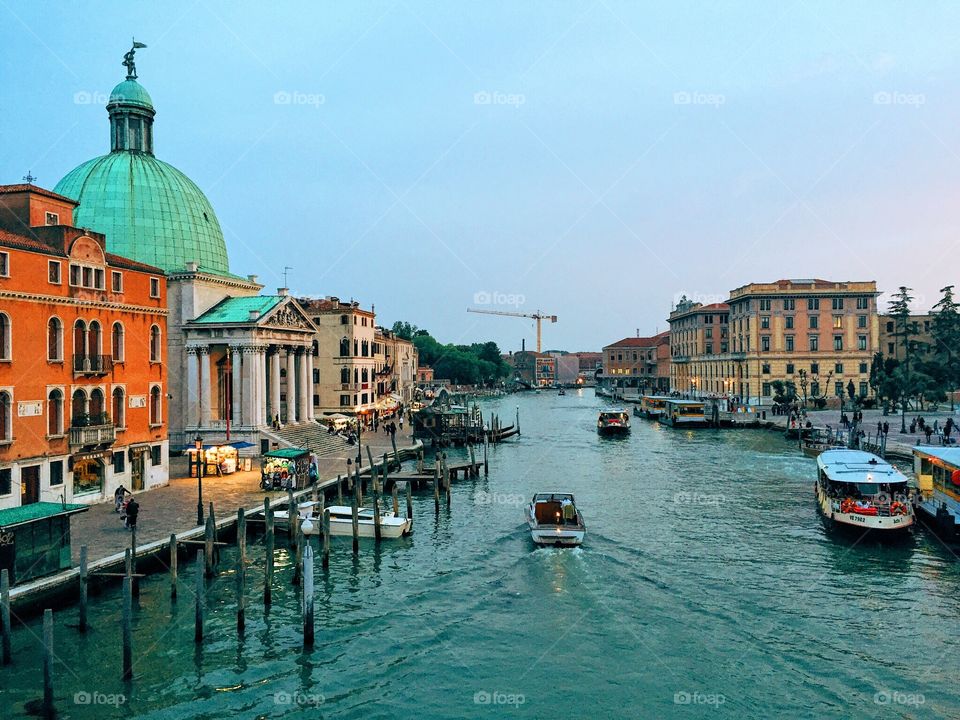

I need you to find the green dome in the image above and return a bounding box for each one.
[55,153,230,275]
[108,79,153,110]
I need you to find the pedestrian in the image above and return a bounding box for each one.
[399,415,404,431]
[114,484,127,513]
[883,421,889,437]
[125,496,140,529]
[877,421,882,437]
[925,425,933,444]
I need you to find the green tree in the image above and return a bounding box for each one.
[390,321,419,341]
[771,380,797,406]
[931,285,960,410]
[888,286,922,431]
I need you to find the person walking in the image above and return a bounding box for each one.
[883,421,889,437]
[114,485,127,513]
[125,496,140,530]
[399,415,404,432]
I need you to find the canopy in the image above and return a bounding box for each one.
[0,502,88,530]
[183,441,255,451]
[263,447,310,459]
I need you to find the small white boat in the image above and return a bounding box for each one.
[274,501,412,539]
[815,450,914,534]
[526,492,585,547]
[597,410,630,434]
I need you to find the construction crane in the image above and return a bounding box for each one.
[466,307,558,353]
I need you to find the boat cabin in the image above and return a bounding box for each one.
[913,447,960,502]
[661,399,706,426]
[817,450,909,506]
[531,493,578,525]
[640,395,670,415]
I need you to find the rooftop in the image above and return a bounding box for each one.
[191,295,283,324]
[0,502,88,530]
[0,184,79,204]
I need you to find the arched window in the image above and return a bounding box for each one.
[111,322,124,362]
[150,325,161,362]
[339,337,349,357]
[112,387,125,428]
[71,388,87,424]
[340,367,349,384]
[89,388,104,421]
[87,321,101,359]
[47,317,62,361]
[0,313,10,361]
[73,320,86,361]
[149,385,162,425]
[48,389,63,436]
[0,391,10,441]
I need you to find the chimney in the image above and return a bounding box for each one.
[522,338,526,352]
[247,274,259,284]
[249,309,261,321]
[185,261,198,272]
[278,287,289,296]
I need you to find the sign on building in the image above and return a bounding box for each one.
[17,401,43,417]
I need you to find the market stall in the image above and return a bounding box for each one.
[186,443,241,477]
[261,447,312,490]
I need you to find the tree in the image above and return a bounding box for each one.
[930,285,960,410]
[391,321,419,341]
[771,380,797,407]
[888,286,922,431]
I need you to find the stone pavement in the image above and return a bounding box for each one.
[69,425,417,564]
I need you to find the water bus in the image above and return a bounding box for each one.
[597,410,630,434]
[634,395,670,420]
[526,493,586,547]
[815,449,914,534]
[912,446,960,541]
[659,399,707,427]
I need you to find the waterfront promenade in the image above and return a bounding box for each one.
[67,426,415,565]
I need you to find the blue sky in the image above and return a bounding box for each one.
[2,1,958,351]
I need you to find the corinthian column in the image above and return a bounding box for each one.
[298,347,309,422]
[199,346,211,427]
[286,347,298,424]
[186,347,200,427]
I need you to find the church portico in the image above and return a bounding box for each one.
[183,296,317,452]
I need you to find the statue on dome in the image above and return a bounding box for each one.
[122,39,148,80]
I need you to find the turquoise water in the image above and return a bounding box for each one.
[3,390,960,718]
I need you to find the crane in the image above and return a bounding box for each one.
[466,307,558,353]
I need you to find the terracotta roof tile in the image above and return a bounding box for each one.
[0,184,78,205]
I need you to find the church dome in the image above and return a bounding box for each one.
[54,54,230,276]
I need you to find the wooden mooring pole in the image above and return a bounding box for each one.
[1,569,11,665]
[287,488,297,545]
[194,550,204,643]
[443,452,451,508]
[122,576,133,680]
[293,521,303,587]
[42,609,54,717]
[322,507,331,569]
[130,525,139,598]
[204,515,215,578]
[336,474,343,505]
[434,454,441,513]
[483,433,489,475]
[352,483,360,554]
[264,498,274,607]
[208,501,219,563]
[78,545,88,632]
[392,484,400,516]
[406,481,413,528]
[237,508,246,634]
[169,534,178,600]
[303,544,315,649]
[373,477,382,543]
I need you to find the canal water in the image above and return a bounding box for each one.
[3,390,960,719]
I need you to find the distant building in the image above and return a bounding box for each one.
[511,351,556,387]
[376,327,418,405]
[548,353,581,385]
[416,366,434,385]
[669,280,880,405]
[878,314,934,361]
[601,333,670,394]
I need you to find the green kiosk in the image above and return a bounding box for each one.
[0,502,88,586]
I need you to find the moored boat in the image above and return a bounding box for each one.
[526,492,585,547]
[659,399,707,427]
[274,501,412,539]
[802,427,848,458]
[912,446,960,542]
[597,410,630,434]
[636,395,670,420]
[815,449,914,534]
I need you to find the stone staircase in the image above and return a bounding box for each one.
[261,421,351,457]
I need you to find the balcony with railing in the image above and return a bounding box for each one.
[73,354,113,376]
[69,412,116,448]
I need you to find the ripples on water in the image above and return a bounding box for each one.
[3,391,960,718]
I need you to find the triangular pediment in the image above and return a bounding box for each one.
[261,297,316,331]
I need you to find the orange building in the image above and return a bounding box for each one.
[601,332,670,395]
[0,184,168,510]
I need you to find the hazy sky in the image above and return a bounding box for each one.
[3,2,958,351]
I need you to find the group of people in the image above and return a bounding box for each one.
[839,410,866,428]
[113,485,139,529]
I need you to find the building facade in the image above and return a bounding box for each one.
[0,184,168,509]
[602,332,670,394]
[511,351,556,387]
[669,280,880,405]
[300,297,380,418]
[377,328,417,404]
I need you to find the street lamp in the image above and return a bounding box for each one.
[195,434,204,526]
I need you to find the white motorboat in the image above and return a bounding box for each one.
[274,500,412,539]
[597,410,630,434]
[526,492,585,547]
[815,449,914,534]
